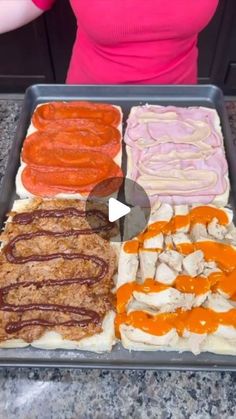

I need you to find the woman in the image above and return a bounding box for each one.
[0,0,219,84]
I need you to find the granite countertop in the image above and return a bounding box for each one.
[0,98,236,419]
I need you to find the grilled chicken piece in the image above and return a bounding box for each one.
[183,250,204,277]
[225,226,236,243]
[139,249,158,282]
[120,324,179,347]
[193,292,210,307]
[133,288,194,312]
[165,235,174,249]
[147,201,161,223]
[127,299,157,315]
[159,250,183,272]
[204,294,236,341]
[148,202,173,225]
[190,223,209,242]
[203,293,234,312]
[143,233,164,250]
[174,205,190,233]
[117,244,139,288]
[202,261,220,277]
[155,262,177,285]
[172,232,191,247]
[207,217,227,240]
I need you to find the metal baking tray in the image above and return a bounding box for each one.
[0,84,236,370]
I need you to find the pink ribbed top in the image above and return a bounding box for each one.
[32,0,218,84]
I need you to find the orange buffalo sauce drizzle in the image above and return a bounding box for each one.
[122,206,236,295]
[176,241,236,274]
[166,205,228,233]
[116,272,233,312]
[209,271,236,297]
[124,206,229,253]
[120,243,236,301]
[117,277,211,316]
[163,214,191,235]
[195,242,236,272]
[117,206,236,337]
[190,206,228,226]
[115,307,236,338]
[175,243,195,255]
[115,271,236,338]
[116,279,169,314]
[116,269,236,337]
[175,275,211,295]
[123,240,140,254]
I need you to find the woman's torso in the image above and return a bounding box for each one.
[67,0,219,84]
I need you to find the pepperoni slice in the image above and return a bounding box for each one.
[21,151,123,197]
[32,101,121,130]
[23,145,119,169]
[22,128,121,163]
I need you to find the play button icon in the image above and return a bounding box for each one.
[86,177,151,242]
[108,198,130,222]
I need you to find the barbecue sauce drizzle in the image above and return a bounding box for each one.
[1,207,113,334]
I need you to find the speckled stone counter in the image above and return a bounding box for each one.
[0,98,236,419]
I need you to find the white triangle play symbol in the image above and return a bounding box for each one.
[108,197,131,222]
